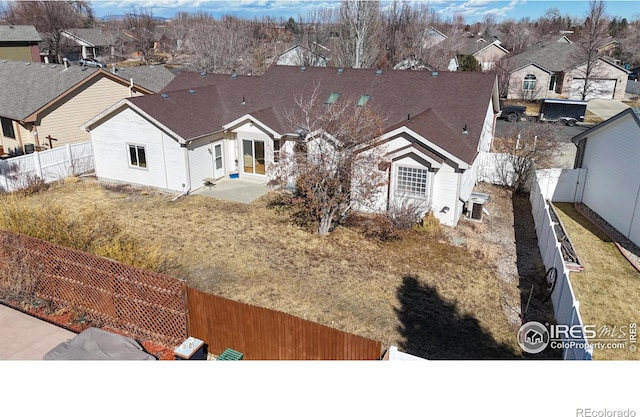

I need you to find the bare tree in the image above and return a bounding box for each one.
[379,1,440,70]
[122,8,158,63]
[491,121,563,193]
[572,0,610,100]
[183,13,252,73]
[334,0,381,69]
[1,1,94,63]
[269,87,388,235]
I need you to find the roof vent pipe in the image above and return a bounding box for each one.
[63,57,69,70]
[462,124,468,134]
[407,114,410,121]
[242,96,246,104]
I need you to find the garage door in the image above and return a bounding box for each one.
[570,78,616,99]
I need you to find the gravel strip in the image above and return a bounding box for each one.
[575,203,640,272]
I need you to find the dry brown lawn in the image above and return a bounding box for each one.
[553,204,640,360]
[21,177,531,359]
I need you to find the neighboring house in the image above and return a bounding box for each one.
[0,60,174,154]
[0,25,41,62]
[421,27,447,49]
[457,35,509,71]
[276,44,330,67]
[82,65,500,226]
[506,40,629,100]
[572,108,640,248]
[60,28,114,61]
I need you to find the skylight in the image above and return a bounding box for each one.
[357,95,371,106]
[326,92,340,104]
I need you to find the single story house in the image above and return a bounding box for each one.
[457,35,509,72]
[506,40,629,100]
[0,25,41,62]
[82,65,500,226]
[276,44,330,67]
[572,107,640,247]
[0,60,174,154]
[60,28,114,61]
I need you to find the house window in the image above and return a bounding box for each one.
[523,74,537,91]
[128,144,147,168]
[1,117,15,139]
[214,144,223,170]
[357,95,371,106]
[273,139,282,163]
[395,166,429,197]
[326,92,340,104]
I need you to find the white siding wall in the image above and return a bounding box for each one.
[431,161,459,226]
[37,77,143,147]
[187,137,215,189]
[91,107,187,192]
[581,114,640,244]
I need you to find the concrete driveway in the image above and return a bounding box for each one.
[0,304,75,360]
[586,99,629,120]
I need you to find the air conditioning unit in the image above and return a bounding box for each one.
[465,192,491,221]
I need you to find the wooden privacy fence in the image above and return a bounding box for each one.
[0,230,189,346]
[187,287,383,360]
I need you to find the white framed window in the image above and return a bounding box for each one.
[395,166,429,197]
[523,74,537,91]
[128,144,147,168]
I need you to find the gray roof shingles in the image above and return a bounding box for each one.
[0,60,99,120]
[62,28,109,47]
[110,65,175,93]
[0,25,41,42]
[507,42,578,72]
[128,65,497,165]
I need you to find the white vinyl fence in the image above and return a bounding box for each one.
[0,142,93,193]
[530,170,592,360]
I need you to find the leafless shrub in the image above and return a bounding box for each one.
[0,244,43,303]
[386,197,429,230]
[14,174,49,195]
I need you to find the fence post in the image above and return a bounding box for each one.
[66,144,73,176]
[33,151,42,178]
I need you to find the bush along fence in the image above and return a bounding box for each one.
[530,170,592,360]
[0,230,189,346]
[0,229,382,360]
[0,142,94,193]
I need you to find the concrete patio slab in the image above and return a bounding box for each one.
[0,304,75,360]
[191,178,269,203]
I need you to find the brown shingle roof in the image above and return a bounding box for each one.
[129,65,497,164]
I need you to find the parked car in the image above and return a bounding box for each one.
[79,57,106,68]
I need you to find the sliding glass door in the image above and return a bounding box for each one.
[242,139,265,175]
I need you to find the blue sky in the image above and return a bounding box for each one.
[89,1,640,22]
